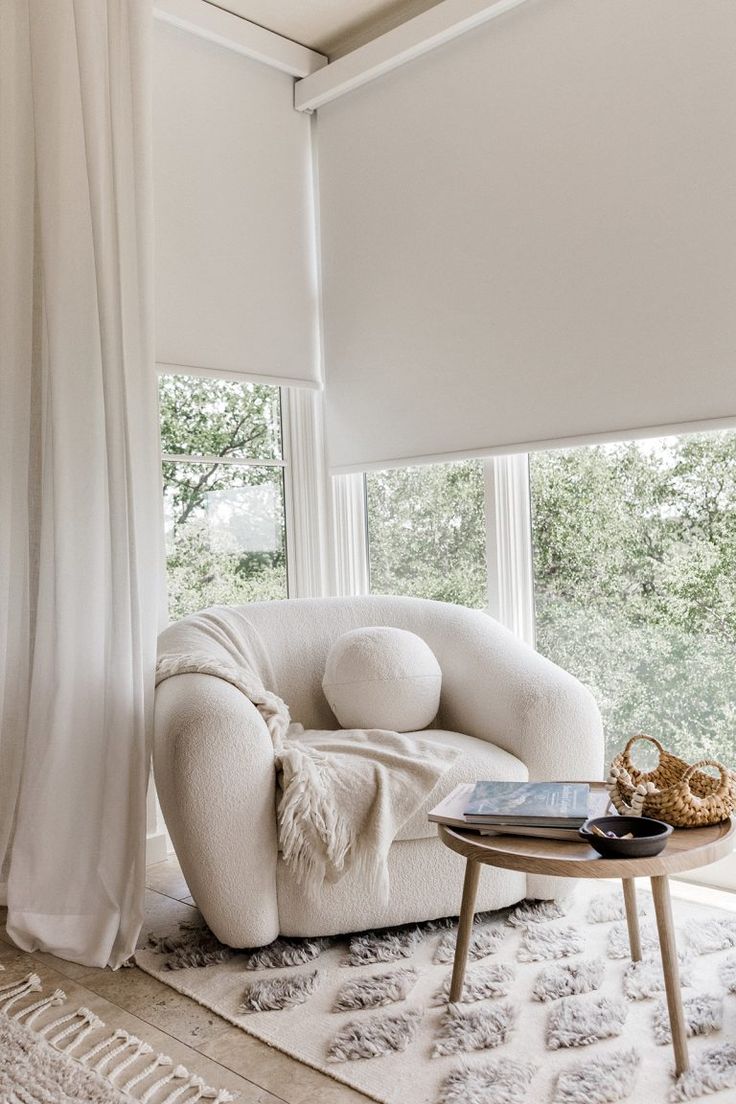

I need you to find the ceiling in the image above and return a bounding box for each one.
[205,0,444,58]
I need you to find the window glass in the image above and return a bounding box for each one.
[159,375,287,619]
[159,374,282,461]
[366,461,487,608]
[530,433,736,766]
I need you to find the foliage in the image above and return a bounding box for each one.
[530,434,736,765]
[159,374,281,522]
[158,375,287,620]
[367,434,736,767]
[163,520,286,622]
[366,461,487,608]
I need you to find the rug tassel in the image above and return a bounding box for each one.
[194,1078,212,1103]
[108,1037,153,1082]
[61,1009,104,1054]
[160,1071,205,1104]
[14,988,66,1027]
[143,1063,189,1104]
[38,1008,81,1039]
[0,969,30,994]
[93,1029,141,1073]
[39,1006,100,1051]
[0,973,42,1013]
[79,1026,128,1066]
[185,1076,236,1103]
[122,1052,172,1095]
[182,1074,208,1103]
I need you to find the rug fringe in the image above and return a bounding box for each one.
[15,987,66,1027]
[0,970,43,1013]
[141,1063,190,1103]
[123,1051,172,1095]
[0,970,238,1103]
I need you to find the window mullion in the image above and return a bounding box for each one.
[331,473,370,596]
[161,453,286,468]
[281,387,332,598]
[484,454,536,646]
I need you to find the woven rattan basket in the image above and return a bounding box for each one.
[607,734,736,827]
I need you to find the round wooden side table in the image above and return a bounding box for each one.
[439,807,735,1077]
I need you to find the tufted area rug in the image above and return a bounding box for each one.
[135,881,736,1104]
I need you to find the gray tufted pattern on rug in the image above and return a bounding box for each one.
[135,883,736,1104]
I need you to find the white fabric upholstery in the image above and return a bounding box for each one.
[323,626,442,731]
[154,597,604,946]
[276,836,527,938]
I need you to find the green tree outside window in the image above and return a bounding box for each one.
[159,375,287,620]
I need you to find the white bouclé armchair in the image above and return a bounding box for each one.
[153,596,604,948]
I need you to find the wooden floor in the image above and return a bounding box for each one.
[0,856,370,1104]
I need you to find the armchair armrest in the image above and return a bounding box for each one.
[438,612,604,784]
[436,613,604,901]
[153,672,279,947]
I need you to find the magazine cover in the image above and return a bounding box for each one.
[464,781,590,821]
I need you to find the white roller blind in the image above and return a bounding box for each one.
[317,0,736,471]
[154,21,321,387]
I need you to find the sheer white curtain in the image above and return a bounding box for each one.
[0,0,162,968]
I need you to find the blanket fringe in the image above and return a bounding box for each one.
[0,970,238,1103]
[277,745,355,889]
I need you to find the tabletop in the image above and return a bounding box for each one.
[438,794,736,880]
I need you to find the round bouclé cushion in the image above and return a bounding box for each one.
[322,626,442,732]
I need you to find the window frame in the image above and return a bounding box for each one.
[348,444,736,894]
[157,370,292,617]
[483,454,535,646]
[336,455,534,636]
[280,386,334,598]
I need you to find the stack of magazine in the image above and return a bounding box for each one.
[429,781,611,841]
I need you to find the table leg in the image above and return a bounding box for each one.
[449,859,480,1003]
[651,874,689,1077]
[622,878,641,961]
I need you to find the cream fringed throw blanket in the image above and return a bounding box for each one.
[156,645,459,900]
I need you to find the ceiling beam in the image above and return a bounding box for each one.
[294,0,531,111]
[154,0,327,79]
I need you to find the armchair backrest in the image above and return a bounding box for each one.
[158,595,517,731]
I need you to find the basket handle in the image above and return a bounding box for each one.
[621,734,666,768]
[681,759,732,798]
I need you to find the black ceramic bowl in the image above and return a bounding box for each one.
[579,815,673,858]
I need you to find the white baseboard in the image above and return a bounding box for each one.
[674,851,736,893]
[146,830,169,867]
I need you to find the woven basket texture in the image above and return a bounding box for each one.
[607,734,736,828]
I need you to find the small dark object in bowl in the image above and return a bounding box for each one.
[579,816,673,858]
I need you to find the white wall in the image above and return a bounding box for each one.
[154,20,321,387]
[317,0,736,470]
